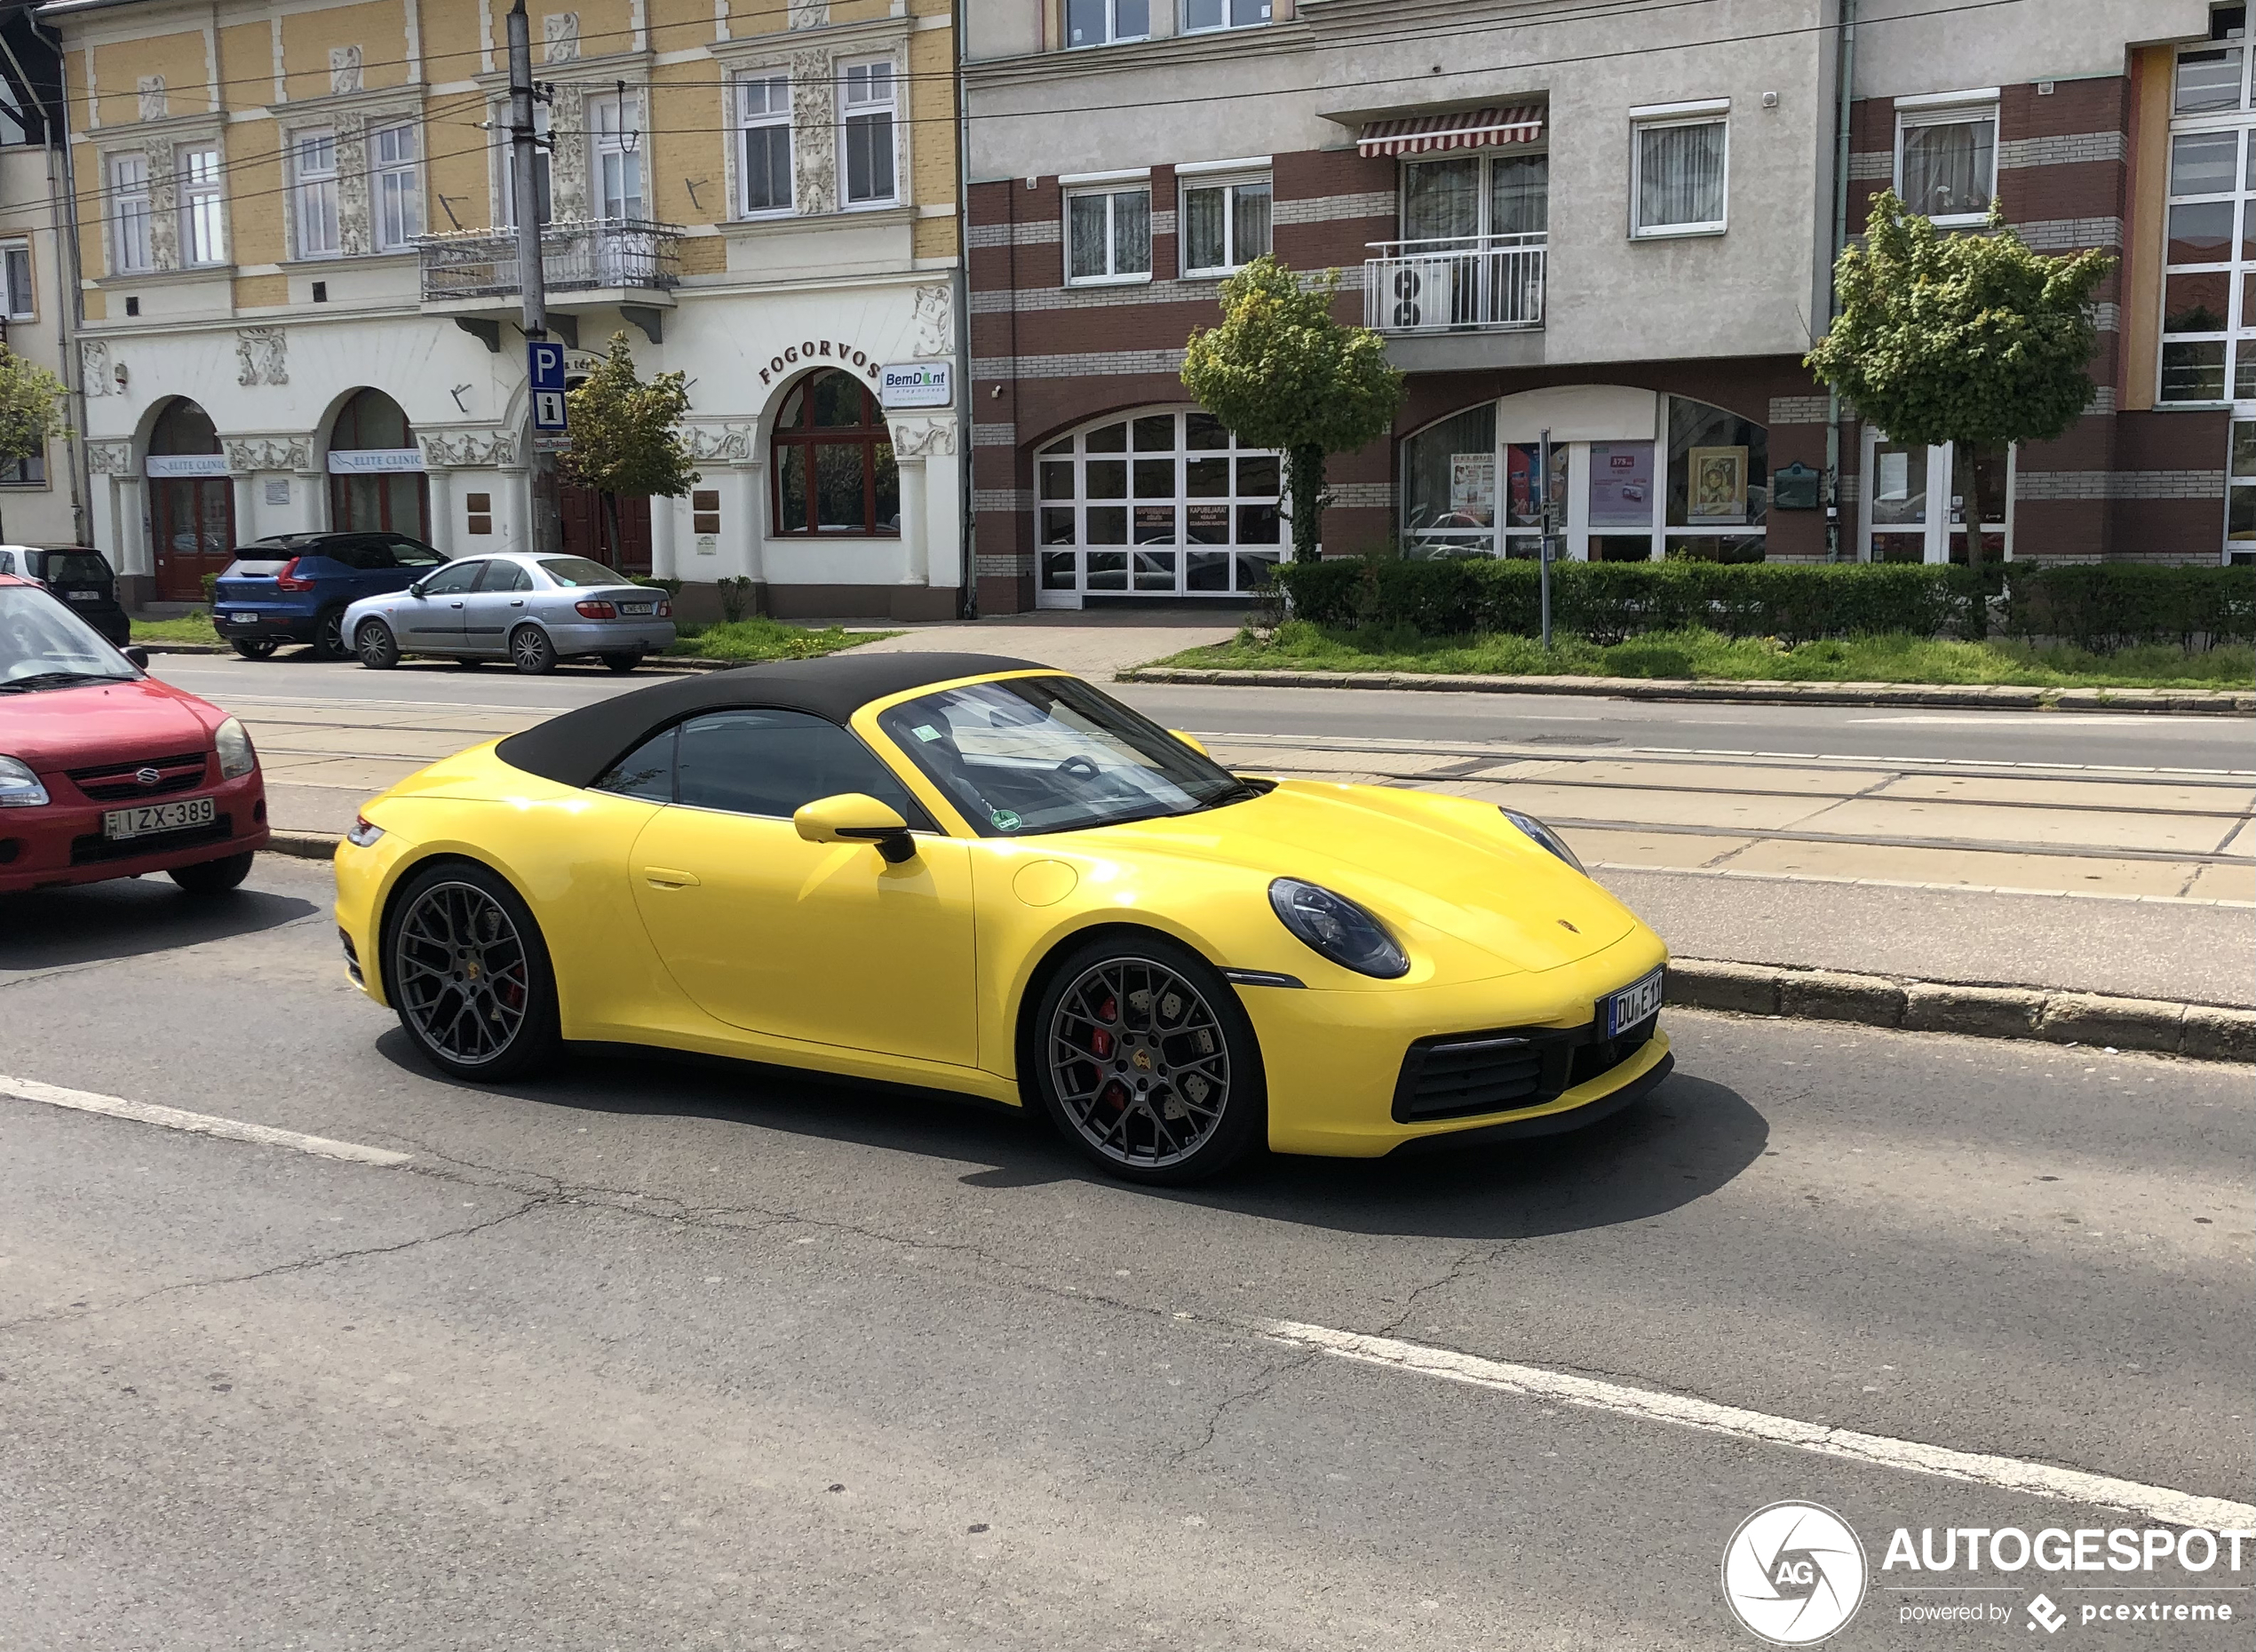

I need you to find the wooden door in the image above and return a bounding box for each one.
[560,484,653,575]
[150,477,236,601]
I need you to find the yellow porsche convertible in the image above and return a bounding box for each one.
[333,654,1672,1183]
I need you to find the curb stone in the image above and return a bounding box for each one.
[1664,960,2253,1061]
[1117,666,2256,716]
[136,639,749,673]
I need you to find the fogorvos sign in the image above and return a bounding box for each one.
[758,339,883,388]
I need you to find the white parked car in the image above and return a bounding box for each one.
[342,552,676,675]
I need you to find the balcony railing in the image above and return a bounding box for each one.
[1363,234,1545,335]
[417,218,684,303]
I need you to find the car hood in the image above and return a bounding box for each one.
[2,676,221,771]
[1079,779,1644,977]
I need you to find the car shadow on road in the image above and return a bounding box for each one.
[0,880,317,976]
[376,1034,1767,1243]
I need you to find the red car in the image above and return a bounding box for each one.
[0,573,269,894]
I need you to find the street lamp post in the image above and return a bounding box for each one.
[507,0,561,558]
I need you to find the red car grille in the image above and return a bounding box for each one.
[66,750,211,802]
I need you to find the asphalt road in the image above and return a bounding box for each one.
[1,854,2248,1649]
[148,652,2256,773]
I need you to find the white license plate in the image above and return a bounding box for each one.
[1604,968,1664,1038]
[66,591,99,602]
[231,611,259,623]
[103,795,217,841]
[619,602,653,616]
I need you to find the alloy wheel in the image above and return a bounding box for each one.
[511,625,555,674]
[1047,958,1231,1169]
[393,881,533,1066]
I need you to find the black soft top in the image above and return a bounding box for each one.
[495,652,1047,788]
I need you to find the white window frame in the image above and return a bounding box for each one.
[177,144,225,266]
[736,71,793,217]
[1065,0,1151,48]
[840,59,898,208]
[1629,103,1729,240]
[1180,0,1272,34]
[591,91,645,222]
[1893,89,2000,229]
[1178,169,1272,277]
[0,240,33,319]
[293,129,341,258]
[372,122,421,250]
[109,151,153,274]
[1064,177,1153,285]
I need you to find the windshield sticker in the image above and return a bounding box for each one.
[912,724,943,742]
[990,809,1022,832]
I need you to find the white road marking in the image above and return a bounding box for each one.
[0,1075,409,1167]
[1259,1321,2256,1529]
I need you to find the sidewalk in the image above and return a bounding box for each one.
[803,608,1243,679]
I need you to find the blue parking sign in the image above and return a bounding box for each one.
[528,339,567,392]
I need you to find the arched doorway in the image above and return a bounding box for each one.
[146,398,234,601]
[327,388,432,541]
[771,367,900,538]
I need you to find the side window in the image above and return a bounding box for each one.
[485,560,532,592]
[675,708,931,825]
[419,560,486,596]
[594,724,677,802]
[340,538,393,571]
[387,536,448,568]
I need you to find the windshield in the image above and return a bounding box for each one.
[538,557,628,588]
[876,675,1251,837]
[0,585,139,689]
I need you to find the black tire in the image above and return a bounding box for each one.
[229,639,279,661]
[509,623,557,675]
[600,652,643,674]
[309,608,348,660]
[168,850,254,894]
[355,619,401,670]
[1026,933,1266,1186]
[380,860,560,1083]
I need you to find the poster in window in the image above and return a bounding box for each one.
[1446,452,1496,527]
[1688,445,1748,523]
[1586,441,1655,526]
[1877,450,1910,503]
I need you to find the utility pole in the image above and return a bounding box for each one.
[507,0,561,557]
[1537,427,1555,651]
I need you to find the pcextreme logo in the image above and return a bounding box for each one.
[1722,1501,1871,1645]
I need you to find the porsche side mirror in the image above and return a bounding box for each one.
[1172,729,1211,758]
[794,792,917,864]
[123,645,149,669]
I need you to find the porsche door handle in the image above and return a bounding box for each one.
[643,866,701,889]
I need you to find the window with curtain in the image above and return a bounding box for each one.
[178,146,224,265]
[842,61,897,204]
[1180,175,1270,275]
[1401,153,1547,244]
[592,92,645,220]
[772,369,899,536]
[739,73,792,213]
[294,131,340,256]
[1183,0,1270,29]
[1632,116,1727,236]
[1,241,32,319]
[110,153,153,273]
[1067,185,1151,282]
[1896,107,1997,222]
[373,123,421,250]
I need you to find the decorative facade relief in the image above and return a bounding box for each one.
[136,75,165,121]
[419,429,519,468]
[235,328,289,386]
[887,418,957,458]
[790,51,837,215]
[546,83,589,221]
[335,115,371,256]
[80,338,115,395]
[788,0,830,27]
[86,441,134,475]
[911,285,953,358]
[225,437,312,473]
[543,12,580,63]
[684,425,754,462]
[146,142,179,270]
[329,45,363,96]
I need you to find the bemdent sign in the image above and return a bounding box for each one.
[878,361,952,409]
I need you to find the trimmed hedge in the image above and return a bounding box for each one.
[1269,558,2255,649]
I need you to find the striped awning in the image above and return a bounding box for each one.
[1357,105,1545,159]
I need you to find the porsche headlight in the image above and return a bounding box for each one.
[1268,878,1409,979]
[0,754,49,807]
[214,717,257,781]
[1500,806,1585,875]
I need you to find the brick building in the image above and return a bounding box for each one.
[962,0,2240,617]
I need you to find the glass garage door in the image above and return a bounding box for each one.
[1037,409,1284,600]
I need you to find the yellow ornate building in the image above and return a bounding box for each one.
[43,0,965,616]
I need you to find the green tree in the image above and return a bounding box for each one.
[1807,192,2114,610]
[0,346,68,539]
[559,331,701,568]
[1180,255,1403,564]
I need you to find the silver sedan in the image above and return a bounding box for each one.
[342,552,677,675]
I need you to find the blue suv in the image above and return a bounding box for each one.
[211,532,450,660]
